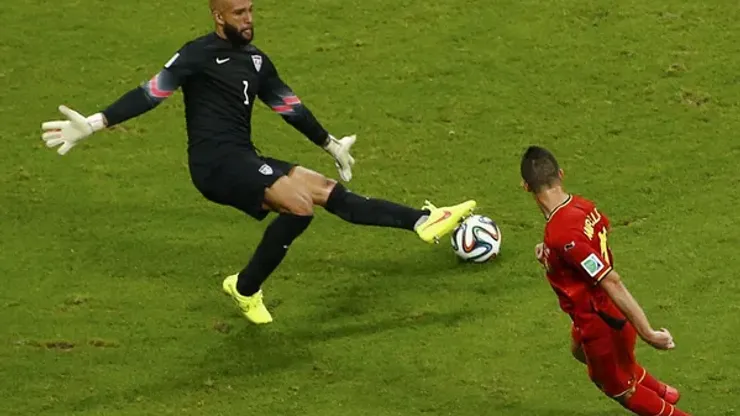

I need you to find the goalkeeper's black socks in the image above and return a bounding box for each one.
[236,213,313,296]
[325,183,429,230]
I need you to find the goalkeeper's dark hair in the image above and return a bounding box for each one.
[520,146,561,193]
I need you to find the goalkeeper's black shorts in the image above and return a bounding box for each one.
[189,150,297,220]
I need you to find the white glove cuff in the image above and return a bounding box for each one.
[323,135,340,156]
[86,113,106,132]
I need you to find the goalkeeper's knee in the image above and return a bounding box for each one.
[265,176,314,216]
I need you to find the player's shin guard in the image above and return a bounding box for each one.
[325,183,428,230]
[622,385,690,416]
[236,213,313,296]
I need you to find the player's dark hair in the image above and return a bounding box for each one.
[520,146,561,192]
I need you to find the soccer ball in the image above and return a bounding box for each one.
[451,215,502,263]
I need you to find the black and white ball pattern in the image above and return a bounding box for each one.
[451,215,502,263]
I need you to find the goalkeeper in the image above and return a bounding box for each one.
[40,0,476,324]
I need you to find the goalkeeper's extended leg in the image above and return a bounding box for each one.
[412,199,477,243]
[289,167,476,243]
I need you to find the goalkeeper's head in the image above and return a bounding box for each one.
[210,0,254,46]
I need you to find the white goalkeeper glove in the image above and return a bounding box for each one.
[41,105,106,155]
[323,134,356,182]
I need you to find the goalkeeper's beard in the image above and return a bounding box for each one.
[223,22,253,46]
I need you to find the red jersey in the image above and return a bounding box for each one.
[542,195,625,330]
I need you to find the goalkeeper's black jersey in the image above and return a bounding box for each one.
[101,32,328,163]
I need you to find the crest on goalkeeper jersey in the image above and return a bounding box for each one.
[252,55,263,72]
[259,164,273,176]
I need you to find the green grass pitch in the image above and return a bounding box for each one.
[1,0,739,414]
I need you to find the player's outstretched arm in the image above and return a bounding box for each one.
[41,74,180,155]
[41,106,107,155]
[257,59,356,181]
[600,270,675,350]
[41,50,191,155]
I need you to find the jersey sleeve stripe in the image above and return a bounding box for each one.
[283,95,301,105]
[593,265,613,285]
[146,74,174,99]
[271,104,293,114]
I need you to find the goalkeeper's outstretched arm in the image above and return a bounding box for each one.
[41,69,183,155]
[102,70,181,127]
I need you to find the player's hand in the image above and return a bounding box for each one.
[535,243,546,266]
[644,328,675,350]
[41,105,105,155]
[323,134,356,182]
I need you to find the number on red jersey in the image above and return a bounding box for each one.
[547,197,613,284]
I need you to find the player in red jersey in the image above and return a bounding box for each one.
[520,146,691,416]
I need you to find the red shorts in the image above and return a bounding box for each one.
[571,318,638,397]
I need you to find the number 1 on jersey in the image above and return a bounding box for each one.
[243,80,250,105]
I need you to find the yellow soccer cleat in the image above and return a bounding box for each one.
[222,274,273,324]
[415,200,477,244]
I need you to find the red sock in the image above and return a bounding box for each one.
[636,365,667,397]
[624,385,691,416]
